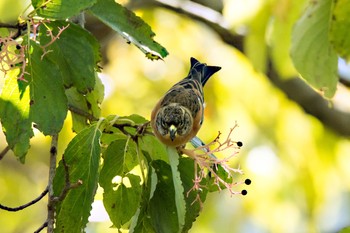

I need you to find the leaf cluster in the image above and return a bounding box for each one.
[52,115,217,232]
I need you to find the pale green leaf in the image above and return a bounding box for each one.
[53,124,102,233]
[329,0,350,61]
[167,147,186,233]
[89,0,168,60]
[0,70,33,162]
[291,0,338,98]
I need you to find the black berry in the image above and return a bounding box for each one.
[245,179,251,185]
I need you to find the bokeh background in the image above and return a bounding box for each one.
[1,0,350,233]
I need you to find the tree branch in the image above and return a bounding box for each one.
[34,221,48,233]
[0,146,10,160]
[53,155,83,203]
[127,0,244,51]
[47,134,58,233]
[0,187,48,211]
[0,22,28,40]
[129,0,350,137]
[68,104,98,121]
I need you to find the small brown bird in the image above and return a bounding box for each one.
[151,57,221,147]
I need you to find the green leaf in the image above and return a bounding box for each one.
[130,156,209,233]
[85,73,104,115]
[167,147,186,233]
[99,139,141,229]
[105,114,149,137]
[25,43,67,135]
[65,87,90,132]
[103,174,141,229]
[100,127,126,145]
[66,75,104,133]
[290,0,338,98]
[32,0,97,20]
[139,135,169,163]
[329,0,350,61]
[269,0,305,78]
[129,165,157,233]
[53,124,102,233]
[39,21,100,93]
[0,70,33,162]
[149,160,179,233]
[89,0,168,60]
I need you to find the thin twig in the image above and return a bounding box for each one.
[68,104,98,121]
[53,156,83,203]
[34,221,48,233]
[0,146,10,160]
[0,187,48,211]
[0,22,27,39]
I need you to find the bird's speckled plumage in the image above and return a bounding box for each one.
[151,57,221,147]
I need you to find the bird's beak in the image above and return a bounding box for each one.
[169,125,177,141]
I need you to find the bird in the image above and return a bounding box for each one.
[151,57,221,147]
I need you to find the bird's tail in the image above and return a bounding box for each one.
[189,57,221,86]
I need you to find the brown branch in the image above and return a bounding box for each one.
[129,0,350,137]
[0,187,48,211]
[68,104,98,121]
[267,63,350,135]
[110,122,152,141]
[53,156,83,203]
[0,22,27,39]
[34,221,48,233]
[45,135,82,233]
[47,134,58,233]
[127,0,244,51]
[0,146,10,160]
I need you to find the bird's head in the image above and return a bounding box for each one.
[155,104,193,143]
